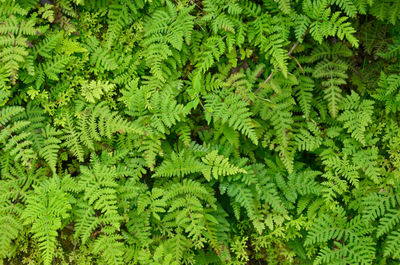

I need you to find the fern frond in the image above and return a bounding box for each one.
[313,58,348,118]
[93,234,125,265]
[201,150,246,181]
[21,177,71,265]
[154,151,205,178]
[294,75,314,119]
[39,125,61,174]
[80,80,115,103]
[338,91,374,145]
[0,213,22,258]
[204,93,258,144]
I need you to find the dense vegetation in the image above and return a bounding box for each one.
[1,0,400,264]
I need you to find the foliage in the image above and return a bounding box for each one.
[0,0,400,264]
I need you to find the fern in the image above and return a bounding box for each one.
[274,0,291,14]
[248,14,290,77]
[93,234,125,265]
[294,15,310,43]
[385,230,400,258]
[263,89,296,173]
[33,32,62,59]
[313,59,348,118]
[1,0,399,264]
[306,211,375,264]
[78,161,121,218]
[374,73,400,114]
[21,177,71,265]
[329,0,358,17]
[154,151,205,178]
[370,0,400,25]
[338,91,374,145]
[227,183,257,220]
[39,125,61,174]
[201,150,246,181]
[148,90,187,134]
[85,36,118,71]
[74,201,101,244]
[294,75,314,119]
[80,79,115,103]
[204,93,258,145]
[0,15,36,84]
[0,214,22,258]
[43,55,72,81]
[62,102,143,160]
[61,112,85,161]
[0,107,36,166]
[295,121,323,151]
